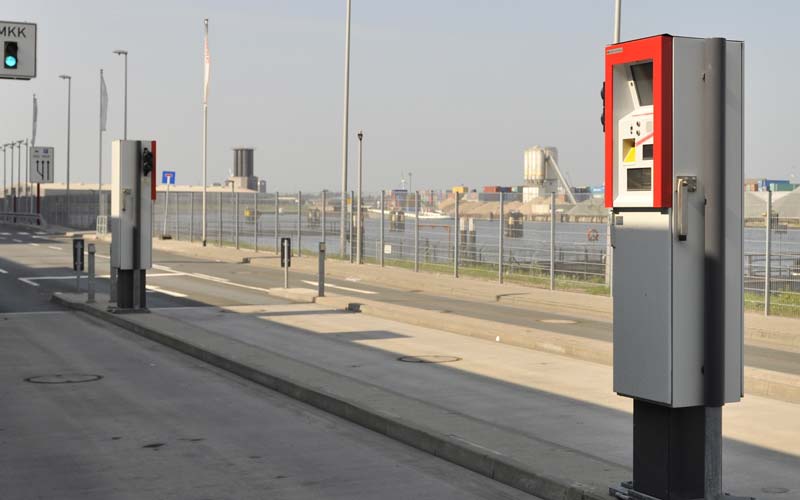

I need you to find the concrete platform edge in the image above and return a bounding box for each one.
[51,292,615,500]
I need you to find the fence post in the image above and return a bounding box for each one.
[254,192,258,252]
[349,191,354,263]
[218,192,222,246]
[297,190,302,257]
[414,191,420,272]
[550,192,556,290]
[380,190,385,267]
[275,191,280,254]
[765,188,772,316]
[454,194,459,278]
[235,192,240,249]
[190,192,194,242]
[321,190,327,245]
[499,192,504,283]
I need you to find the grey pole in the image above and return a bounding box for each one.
[339,0,352,259]
[59,75,72,221]
[379,190,385,267]
[414,191,419,272]
[201,20,209,247]
[297,191,302,257]
[10,143,14,217]
[254,191,258,252]
[613,0,622,44]
[190,192,194,242]
[318,242,326,297]
[175,191,179,238]
[162,183,170,238]
[454,194,459,278]
[349,191,354,263]
[87,243,96,303]
[218,191,222,246]
[321,190,327,245]
[112,50,128,139]
[499,191,504,283]
[550,192,556,290]
[274,191,279,254]
[235,191,240,249]
[356,130,363,264]
[24,139,28,211]
[283,238,290,289]
[98,69,104,220]
[765,188,772,316]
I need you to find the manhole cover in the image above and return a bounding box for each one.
[398,355,461,364]
[25,374,103,384]
[539,319,578,325]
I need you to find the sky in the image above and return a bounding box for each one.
[1,0,798,192]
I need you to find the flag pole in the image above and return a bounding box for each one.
[202,18,209,247]
[98,69,104,218]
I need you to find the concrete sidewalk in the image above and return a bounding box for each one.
[55,292,800,500]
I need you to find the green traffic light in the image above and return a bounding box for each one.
[4,41,19,69]
[5,55,17,68]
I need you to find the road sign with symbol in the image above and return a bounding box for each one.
[161,170,175,185]
[30,146,54,183]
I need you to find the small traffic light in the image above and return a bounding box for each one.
[4,42,18,69]
[141,147,153,176]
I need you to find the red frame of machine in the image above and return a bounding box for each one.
[604,35,673,208]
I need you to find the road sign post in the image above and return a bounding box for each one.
[161,171,175,239]
[281,237,291,288]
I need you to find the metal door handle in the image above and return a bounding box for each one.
[676,176,697,241]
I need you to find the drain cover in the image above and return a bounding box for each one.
[398,355,461,364]
[539,319,578,325]
[25,374,103,384]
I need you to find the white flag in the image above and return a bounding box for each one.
[31,94,38,146]
[100,70,109,132]
[203,18,210,105]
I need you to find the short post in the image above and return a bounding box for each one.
[318,242,326,297]
[274,191,280,254]
[765,188,772,316]
[87,243,96,303]
[498,191,504,283]
[550,192,556,290]
[454,194,459,278]
[218,192,222,246]
[297,191,302,257]
[283,238,290,289]
[254,192,259,252]
[190,192,194,242]
[414,191,420,272]
[162,182,170,238]
[380,190,385,267]
[321,190,327,245]
[235,192,240,249]
[72,238,84,293]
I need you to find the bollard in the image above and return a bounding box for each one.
[283,238,290,289]
[87,243,96,303]
[318,242,326,297]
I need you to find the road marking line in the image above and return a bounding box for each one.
[301,280,377,295]
[0,232,11,236]
[29,243,40,247]
[48,246,62,251]
[0,268,7,274]
[146,285,188,298]
[96,254,110,259]
[16,232,29,235]
[12,239,22,243]
[35,231,47,235]
[18,277,40,287]
[192,272,229,282]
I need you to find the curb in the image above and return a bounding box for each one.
[52,292,617,500]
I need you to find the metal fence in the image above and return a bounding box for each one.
[10,188,799,317]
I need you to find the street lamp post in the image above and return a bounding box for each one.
[24,139,29,211]
[356,130,363,264]
[59,75,72,221]
[113,50,128,139]
[339,0,352,258]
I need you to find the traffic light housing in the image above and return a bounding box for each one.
[4,41,18,69]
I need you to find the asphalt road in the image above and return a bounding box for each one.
[0,227,538,499]
[1,224,798,376]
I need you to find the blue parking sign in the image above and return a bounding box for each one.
[161,171,176,185]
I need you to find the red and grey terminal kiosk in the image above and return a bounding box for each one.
[604,35,745,500]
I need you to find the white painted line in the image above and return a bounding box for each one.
[35,231,47,235]
[192,272,229,282]
[29,243,40,247]
[18,277,40,287]
[16,232,29,235]
[12,239,22,243]
[301,280,377,295]
[146,285,188,298]
[0,232,11,236]
[0,268,7,274]
[48,246,62,251]
[96,254,110,259]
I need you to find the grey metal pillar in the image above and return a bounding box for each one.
[297,190,302,257]
[349,191,354,263]
[498,192,504,283]
[87,243,95,303]
[550,192,556,290]
[254,192,258,252]
[765,188,772,316]
[414,191,419,272]
[379,190,385,267]
[321,190,327,245]
[235,192,240,249]
[274,191,280,254]
[454,194,459,278]
[190,192,194,242]
[318,242,326,297]
[175,191,179,239]
[283,238,289,289]
[218,192,222,246]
